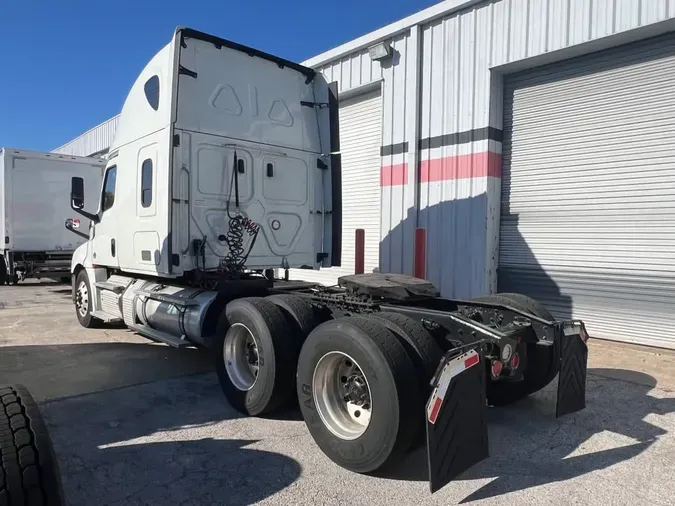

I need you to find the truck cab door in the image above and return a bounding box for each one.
[91,165,119,268]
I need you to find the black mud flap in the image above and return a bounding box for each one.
[556,321,589,418]
[426,347,489,493]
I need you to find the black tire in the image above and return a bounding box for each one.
[215,297,296,416]
[474,293,560,406]
[297,316,420,473]
[9,275,18,286]
[0,258,7,286]
[496,292,554,321]
[367,312,443,387]
[0,385,65,506]
[74,270,100,329]
[266,294,322,350]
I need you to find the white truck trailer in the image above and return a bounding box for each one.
[66,27,590,493]
[0,148,104,284]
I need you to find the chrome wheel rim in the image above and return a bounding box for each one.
[223,323,260,391]
[76,281,89,317]
[312,352,372,440]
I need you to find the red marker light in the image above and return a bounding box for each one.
[511,353,520,369]
[491,360,503,378]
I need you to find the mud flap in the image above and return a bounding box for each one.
[556,321,589,418]
[425,347,489,493]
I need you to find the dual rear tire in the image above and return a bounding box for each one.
[215,295,442,473]
[296,316,432,472]
[215,294,326,416]
[474,293,560,406]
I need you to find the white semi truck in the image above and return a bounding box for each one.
[0,148,104,284]
[68,27,590,492]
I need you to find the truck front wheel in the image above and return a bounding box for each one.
[297,316,419,473]
[74,270,100,328]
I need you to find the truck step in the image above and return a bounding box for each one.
[94,281,126,294]
[90,310,123,323]
[128,323,191,348]
[134,290,200,307]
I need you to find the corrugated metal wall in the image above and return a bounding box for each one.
[53,116,119,157]
[412,0,675,298]
[308,0,675,299]
[317,32,418,279]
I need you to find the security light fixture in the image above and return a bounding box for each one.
[368,41,392,61]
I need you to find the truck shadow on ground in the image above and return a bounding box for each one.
[37,366,302,506]
[0,342,214,401]
[4,280,70,288]
[48,287,73,296]
[380,368,674,502]
[3,339,303,506]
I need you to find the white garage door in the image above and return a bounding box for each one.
[290,89,382,286]
[499,33,675,349]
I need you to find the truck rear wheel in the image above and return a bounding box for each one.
[297,316,420,473]
[215,298,295,416]
[266,294,322,352]
[474,293,560,406]
[368,312,443,387]
[74,270,100,329]
[0,384,65,506]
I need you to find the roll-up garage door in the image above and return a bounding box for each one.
[499,33,675,349]
[290,89,382,286]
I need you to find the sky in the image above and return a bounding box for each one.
[0,0,437,152]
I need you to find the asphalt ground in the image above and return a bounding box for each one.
[2,280,674,505]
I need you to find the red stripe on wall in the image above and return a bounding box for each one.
[421,151,502,182]
[380,151,502,187]
[380,163,408,186]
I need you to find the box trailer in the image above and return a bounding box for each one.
[64,27,589,494]
[0,149,104,284]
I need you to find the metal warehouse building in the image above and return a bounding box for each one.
[55,0,675,349]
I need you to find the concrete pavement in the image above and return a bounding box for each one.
[2,280,675,505]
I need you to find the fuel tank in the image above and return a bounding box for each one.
[123,280,218,346]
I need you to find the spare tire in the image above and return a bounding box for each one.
[473,293,560,406]
[215,297,296,416]
[0,384,65,506]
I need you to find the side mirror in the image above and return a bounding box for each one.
[71,177,85,210]
[69,176,99,224]
[64,218,89,239]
